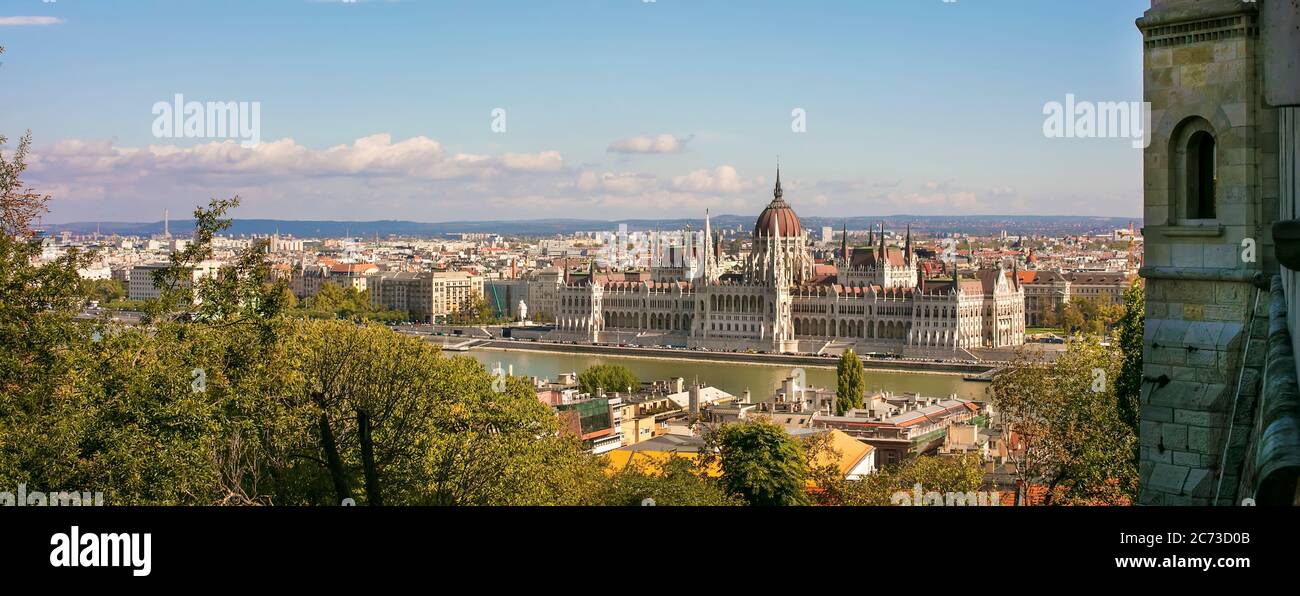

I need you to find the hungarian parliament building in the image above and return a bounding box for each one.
[525,171,1025,355]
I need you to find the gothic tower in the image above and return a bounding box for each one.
[1137,0,1277,505]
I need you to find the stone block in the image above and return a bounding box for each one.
[1172,244,1206,269]
[1183,468,1215,498]
[1188,426,1225,454]
[1196,365,1225,384]
[1205,244,1238,269]
[1174,409,1225,428]
[1147,405,1175,423]
[1162,423,1189,451]
[1149,463,1191,494]
[1183,321,1223,350]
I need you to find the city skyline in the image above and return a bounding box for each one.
[1,0,1147,224]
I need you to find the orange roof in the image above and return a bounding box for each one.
[811,429,875,478]
[604,450,720,478]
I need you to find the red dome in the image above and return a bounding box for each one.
[754,168,802,237]
[754,198,802,238]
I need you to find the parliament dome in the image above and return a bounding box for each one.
[754,169,802,238]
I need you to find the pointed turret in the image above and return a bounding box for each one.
[771,212,782,285]
[703,209,712,280]
[952,251,960,293]
[904,224,912,261]
[840,221,849,262]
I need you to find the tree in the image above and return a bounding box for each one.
[839,454,985,506]
[0,129,47,237]
[705,419,809,506]
[600,456,741,506]
[295,283,402,323]
[1039,301,1060,329]
[801,430,848,505]
[1114,281,1144,470]
[0,130,101,500]
[81,278,125,304]
[991,337,1137,505]
[577,364,638,396]
[836,349,865,415]
[449,292,496,325]
[415,369,606,505]
[1060,297,1123,337]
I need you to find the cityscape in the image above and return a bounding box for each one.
[39,166,1144,501]
[2,0,1298,581]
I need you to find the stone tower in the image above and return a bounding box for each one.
[1137,0,1282,505]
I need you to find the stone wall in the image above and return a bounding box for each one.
[1137,0,1274,505]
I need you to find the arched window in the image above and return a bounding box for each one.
[1170,117,1218,222]
[1188,131,1216,219]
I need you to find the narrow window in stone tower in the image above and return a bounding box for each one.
[1187,130,1217,219]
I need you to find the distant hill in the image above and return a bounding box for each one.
[43,214,1139,239]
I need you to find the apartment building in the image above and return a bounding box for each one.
[367,270,484,323]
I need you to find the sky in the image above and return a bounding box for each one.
[0,0,1150,224]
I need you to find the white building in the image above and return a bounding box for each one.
[542,169,1026,353]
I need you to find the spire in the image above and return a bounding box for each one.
[879,221,886,255]
[773,165,783,201]
[840,220,849,262]
[904,223,912,261]
[703,209,712,280]
[771,211,783,285]
[952,251,960,290]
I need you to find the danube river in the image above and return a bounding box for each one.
[464,347,988,401]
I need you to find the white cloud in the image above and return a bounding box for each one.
[0,16,64,26]
[500,151,564,172]
[30,135,768,221]
[607,134,691,155]
[575,171,659,195]
[671,165,746,193]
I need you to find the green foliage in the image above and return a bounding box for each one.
[991,337,1138,505]
[1114,281,1144,471]
[838,455,985,506]
[577,364,638,396]
[448,292,498,325]
[0,173,608,505]
[836,349,865,415]
[81,278,125,304]
[706,419,809,506]
[599,456,741,506]
[292,282,402,323]
[1060,297,1123,337]
[3,137,1023,507]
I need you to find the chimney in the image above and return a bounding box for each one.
[689,383,701,415]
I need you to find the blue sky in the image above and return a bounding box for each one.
[0,0,1150,223]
